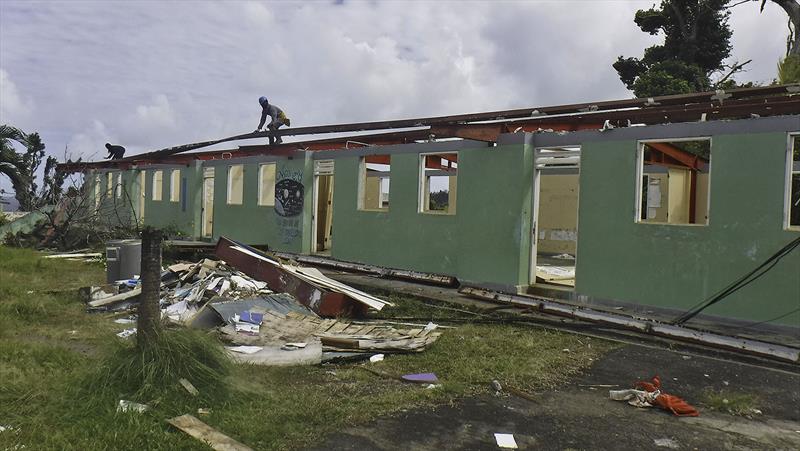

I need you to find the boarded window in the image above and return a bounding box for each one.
[116,173,122,198]
[227,164,244,205]
[170,169,181,202]
[258,163,276,206]
[420,152,457,214]
[152,170,163,201]
[636,140,710,225]
[789,135,800,228]
[358,155,390,211]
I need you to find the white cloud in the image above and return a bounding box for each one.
[0,69,34,126]
[0,0,791,173]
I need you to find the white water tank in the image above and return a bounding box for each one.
[106,239,141,283]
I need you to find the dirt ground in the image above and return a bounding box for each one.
[309,345,800,450]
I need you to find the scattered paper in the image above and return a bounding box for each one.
[234,322,259,334]
[116,328,137,339]
[494,433,518,449]
[114,318,136,324]
[197,408,212,416]
[117,400,148,413]
[0,425,11,432]
[227,346,263,354]
[369,354,385,363]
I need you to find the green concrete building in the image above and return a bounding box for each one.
[74,102,800,332]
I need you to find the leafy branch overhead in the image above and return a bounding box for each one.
[613,0,736,97]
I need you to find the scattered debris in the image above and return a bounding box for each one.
[653,438,680,449]
[0,425,11,432]
[494,433,518,449]
[401,373,439,384]
[117,400,148,413]
[197,408,212,416]
[167,414,253,451]
[179,378,199,396]
[369,354,385,363]
[491,380,503,394]
[227,346,263,354]
[116,328,137,339]
[44,252,102,260]
[82,246,443,366]
[609,376,699,416]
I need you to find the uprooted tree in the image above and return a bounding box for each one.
[613,0,748,97]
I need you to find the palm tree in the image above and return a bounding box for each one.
[0,125,29,210]
[0,125,46,211]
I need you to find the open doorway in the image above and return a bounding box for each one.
[313,160,334,254]
[202,167,214,238]
[530,146,581,289]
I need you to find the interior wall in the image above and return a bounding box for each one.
[576,132,800,326]
[537,173,579,255]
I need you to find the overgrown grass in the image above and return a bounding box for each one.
[0,245,613,450]
[701,389,760,416]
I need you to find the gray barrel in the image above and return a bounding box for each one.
[106,239,142,283]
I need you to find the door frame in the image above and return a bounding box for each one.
[529,146,582,286]
[312,160,334,254]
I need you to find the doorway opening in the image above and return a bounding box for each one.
[530,146,581,289]
[202,167,215,238]
[313,160,335,254]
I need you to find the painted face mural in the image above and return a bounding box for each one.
[274,178,304,217]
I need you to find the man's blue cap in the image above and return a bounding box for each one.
[259,96,268,106]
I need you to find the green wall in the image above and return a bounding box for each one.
[208,157,313,253]
[330,143,533,289]
[141,165,200,236]
[575,132,800,326]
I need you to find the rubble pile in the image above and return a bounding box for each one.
[82,254,442,365]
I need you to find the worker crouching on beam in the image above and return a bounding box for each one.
[255,96,291,145]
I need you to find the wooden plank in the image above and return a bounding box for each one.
[166,414,253,451]
[87,287,141,307]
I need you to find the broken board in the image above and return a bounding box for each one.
[167,414,253,451]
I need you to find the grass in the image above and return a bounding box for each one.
[700,389,760,416]
[0,245,613,450]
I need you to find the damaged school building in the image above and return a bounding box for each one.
[57,85,800,336]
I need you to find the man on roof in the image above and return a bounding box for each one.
[255,97,291,145]
[105,143,125,160]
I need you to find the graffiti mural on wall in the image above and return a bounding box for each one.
[274,168,304,244]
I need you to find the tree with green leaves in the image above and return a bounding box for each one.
[0,124,64,211]
[614,0,744,97]
[758,0,800,82]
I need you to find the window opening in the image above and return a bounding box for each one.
[420,152,457,214]
[152,170,163,201]
[359,155,390,211]
[258,163,276,206]
[227,164,244,205]
[636,139,711,225]
[170,169,181,202]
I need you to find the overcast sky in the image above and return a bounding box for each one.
[0,0,791,192]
